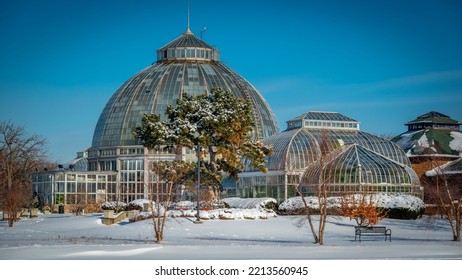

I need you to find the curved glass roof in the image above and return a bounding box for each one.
[300,144,420,189]
[245,127,411,172]
[92,31,279,148]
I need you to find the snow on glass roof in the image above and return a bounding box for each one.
[91,29,279,148]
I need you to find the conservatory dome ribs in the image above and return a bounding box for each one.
[300,144,421,196]
[239,110,422,202]
[91,29,279,150]
[246,118,413,173]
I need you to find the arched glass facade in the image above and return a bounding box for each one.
[300,144,421,196]
[239,111,422,202]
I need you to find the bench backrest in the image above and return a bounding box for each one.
[355,226,386,234]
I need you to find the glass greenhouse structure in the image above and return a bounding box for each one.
[238,111,422,202]
[86,28,279,203]
[91,28,278,150]
[33,27,279,206]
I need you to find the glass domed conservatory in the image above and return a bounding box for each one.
[32,28,279,206]
[238,111,422,202]
[84,28,279,202]
[91,28,278,150]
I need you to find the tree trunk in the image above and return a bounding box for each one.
[155,230,163,243]
[209,147,217,173]
[298,191,319,244]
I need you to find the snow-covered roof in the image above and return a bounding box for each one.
[425,158,462,176]
[393,129,462,157]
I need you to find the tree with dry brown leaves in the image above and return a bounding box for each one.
[340,192,385,227]
[0,121,49,227]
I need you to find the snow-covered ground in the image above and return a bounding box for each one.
[1,212,460,260]
[1,212,460,279]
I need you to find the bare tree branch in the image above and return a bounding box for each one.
[0,121,49,227]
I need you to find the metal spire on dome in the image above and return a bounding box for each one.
[185,0,193,35]
[155,1,219,62]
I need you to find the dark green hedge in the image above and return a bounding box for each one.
[381,207,426,220]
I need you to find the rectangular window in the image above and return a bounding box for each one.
[77,182,86,193]
[67,182,76,192]
[88,183,96,193]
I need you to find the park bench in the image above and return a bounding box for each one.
[355,226,391,242]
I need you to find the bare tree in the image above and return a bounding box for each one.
[294,131,332,245]
[149,160,192,243]
[67,194,87,216]
[0,121,48,227]
[424,159,461,241]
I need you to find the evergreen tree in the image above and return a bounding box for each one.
[134,88,272,181]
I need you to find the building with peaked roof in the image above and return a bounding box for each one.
[393,111,462,159]
[238,111,422,202]
[405,111,461,132]
[392,111,462,180]
[425,158,462,177]
[32,27,279,207]
[392,111,462,203]
[422,158,462,205]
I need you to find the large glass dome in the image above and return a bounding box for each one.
[91,29,279,148]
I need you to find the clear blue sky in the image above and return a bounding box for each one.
[1,0,462,163]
